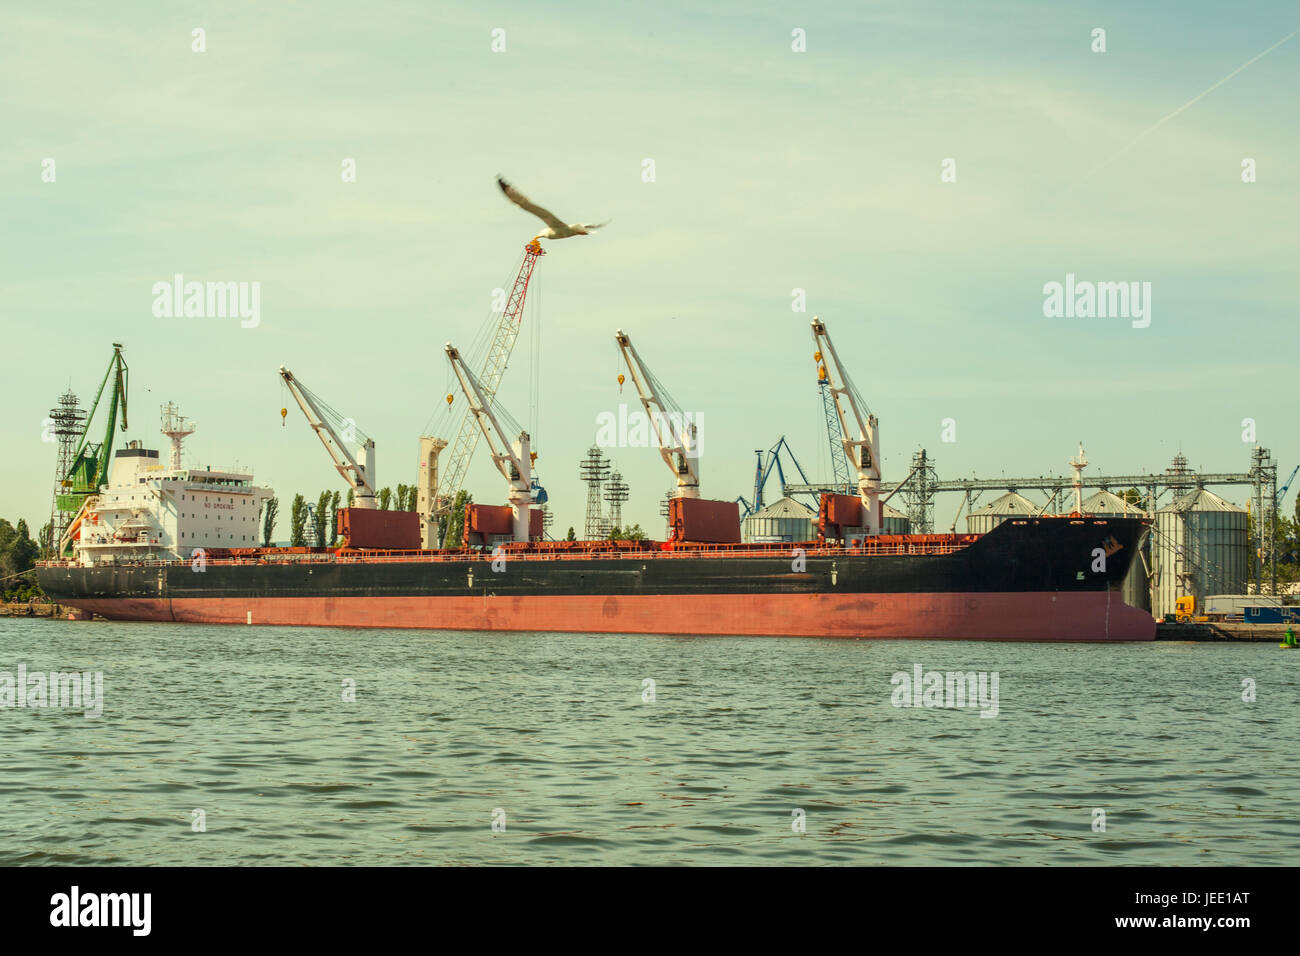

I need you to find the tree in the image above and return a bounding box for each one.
[377,487,393,511]
[607,524,646,542]
[346,487,355,509]
[290,494,308,547]
[261,497,279,547]
[329,491,341,545]
[565,526,576,542]
[314,491,333,547]
[1246,508,1300,587]
[0,519,41,600]
[38,521,52,558]
[439,490,471,547]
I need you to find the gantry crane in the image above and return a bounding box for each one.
[432,240,545,545]
[738,436,815,518]
[56,343,129,554]
[279,367,377,509]
[811,317,882,534]
[1278,465,1299,507]
[445,342,535,542]
[615,328,700,498]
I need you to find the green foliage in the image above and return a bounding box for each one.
[261,497,278,547]
[1246,509,1300,585]
[329,491,341,545]
[1,518,42,601]
[607,523,646,542]
[290,494,308,547]
[565,526,576,542]
[377,487,393,511]
[314,491,333,547]
[395,484,417,512]
[439,490,472,548]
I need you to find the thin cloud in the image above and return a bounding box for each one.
[1085,23,1300,178]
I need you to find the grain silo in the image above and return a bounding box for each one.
[1083,490,1152,612]
[1152,488,1248,620]
[965,491,1039,534]
[881,501,911,535]
[743,496,816,543]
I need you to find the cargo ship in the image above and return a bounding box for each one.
[35,441,1156,642]
[37,318,1156,641]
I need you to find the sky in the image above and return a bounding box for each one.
[2,0,1297,539]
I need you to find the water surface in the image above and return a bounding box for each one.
[1,618,1295,865]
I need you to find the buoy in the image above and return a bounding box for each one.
[280,407,287,426]
[814,350,822,362]
[818,364,828,381]
[446,394,454,406]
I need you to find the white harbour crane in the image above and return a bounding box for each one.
[279,366,377,509]
[615,328,700,499]
[444,343,535,542]
[810,317,881,534]
[431,240,545,546]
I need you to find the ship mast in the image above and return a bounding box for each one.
[160,402,194,470]
[1069,443,1088,514]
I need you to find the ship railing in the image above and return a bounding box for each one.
[54,539,966,570]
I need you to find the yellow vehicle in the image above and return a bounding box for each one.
[1173,596,1210,623]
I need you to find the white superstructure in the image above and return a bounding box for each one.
[73,406,272,566]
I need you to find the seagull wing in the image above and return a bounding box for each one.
[497,177,567,231]
[578,220,611,231]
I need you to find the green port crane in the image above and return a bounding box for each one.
[55,344,129,548]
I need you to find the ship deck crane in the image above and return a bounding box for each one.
[279,366,377,509]
[445,342,534,542]
[819,377,852,489]
[432,240,545,545]
[811,317,882,534]
[57,343,129,554]
[615,328,700,498]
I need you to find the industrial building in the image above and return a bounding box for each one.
[1151,488,1249,621]
[964,491,1039,533]
[742,496,815,543]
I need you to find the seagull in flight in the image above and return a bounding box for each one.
[497,176,609,241]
